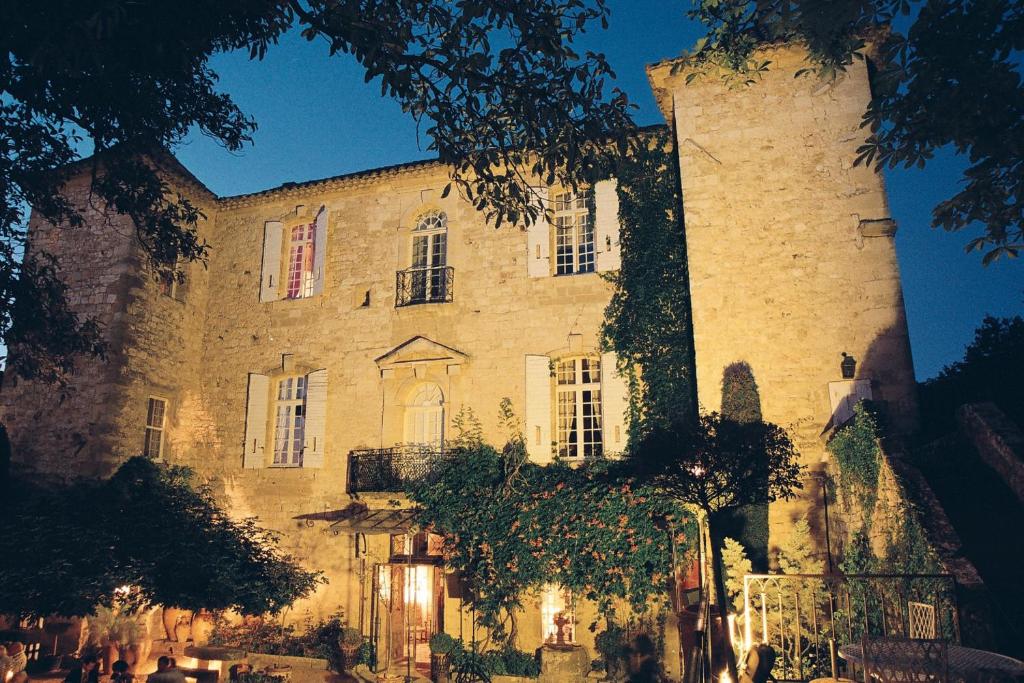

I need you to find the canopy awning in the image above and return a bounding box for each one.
[294,502,417,535]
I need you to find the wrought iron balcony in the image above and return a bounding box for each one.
[347,445,450,493]
[395,266,454,307]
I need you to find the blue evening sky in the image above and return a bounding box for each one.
[174,1,1022,381]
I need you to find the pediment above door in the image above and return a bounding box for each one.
[374,336,468,371]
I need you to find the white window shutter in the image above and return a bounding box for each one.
[594,178,621,272]
[525,355,552,464]
[526,188,551,278]
[311,206,328,296]
[600,351,629,456]
[303,368,328,468]
[260,220,284,302]
[243,373,270,468]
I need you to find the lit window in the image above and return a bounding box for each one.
[555,357,602,458]
[143,397,167,459]
[541,585,575,644]
[273,376,306,466]
[552,191,594,275]
[286,222,317,299]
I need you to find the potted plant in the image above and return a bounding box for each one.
[87,607,150,674]
[339,627,362,671]
[429,632,457,683]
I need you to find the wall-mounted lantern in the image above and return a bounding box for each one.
[840,352,856,379]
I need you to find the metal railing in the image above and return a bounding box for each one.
[741,573,960,682]
[685,580,713,683]
[347,445,450,493]
[395,266,454,307]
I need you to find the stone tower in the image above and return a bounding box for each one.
[648,45,918,551]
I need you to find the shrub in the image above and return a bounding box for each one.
[429,632,457,655]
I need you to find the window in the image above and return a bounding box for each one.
[541,585,575,644]
[286,221,317,299]
[143,397,167,459]
[409,211,448,303]
[156,260,185,302]
[272,376,306,466]
[552,190,594,275]
[404,383,444,447]
[555,357,603,458]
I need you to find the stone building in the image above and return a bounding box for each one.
[1,45,917,674]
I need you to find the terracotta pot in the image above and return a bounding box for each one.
[174,618,192,644]
[190,611,215,646]
[163,608,192,642]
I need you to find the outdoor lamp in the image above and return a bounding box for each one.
[840,352,856,379]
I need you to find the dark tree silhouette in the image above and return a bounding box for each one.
[919,315,1024,437]
[633,412,804,681]
[1,0,635,382]
[719,362,770,570]
[0,457,323,617]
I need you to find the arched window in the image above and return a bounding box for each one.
[404,382,444,447]
[555,356,603,458]
[409,211,448,303]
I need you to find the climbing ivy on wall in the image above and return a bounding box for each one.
[828,403,884,530]
[829,404,941,574]
[601,127,697,444]
[406,440,697,644]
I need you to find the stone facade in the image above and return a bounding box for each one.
[648,45,918,550]
[2,44,917,668]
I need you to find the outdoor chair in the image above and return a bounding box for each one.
[862,636,949,683]
[908,602,937,639]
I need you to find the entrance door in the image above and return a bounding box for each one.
[374,564,443,674]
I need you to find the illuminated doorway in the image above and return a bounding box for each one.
[375,563,443,674]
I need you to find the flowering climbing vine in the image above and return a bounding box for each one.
[406,442,697,641]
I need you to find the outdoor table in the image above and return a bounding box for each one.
[839,643,1024,679]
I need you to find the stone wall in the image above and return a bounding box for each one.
[0,169,215,480]
[648,46,918,556]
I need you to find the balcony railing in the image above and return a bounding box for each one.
[348,445,451,493]
[395,266,454,307]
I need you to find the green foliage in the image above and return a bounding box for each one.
[601,128,697,442]
[209,612,355,673]
[86,605,148,647]
[919,315,1024,437]
[3,1,635,382]
[429,632,458,655]
[451,407,485,449]
[481,646,541,678]
[720,363,762,425]
[0,457,323,617]
[719,362,769,569]
[827,403,882,530]
[407,442,697,640]
[776,517,824,576]
[682,0,1024,263]
[637,412,804,515]
[594,622,629,677]
[720,538,751,614]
